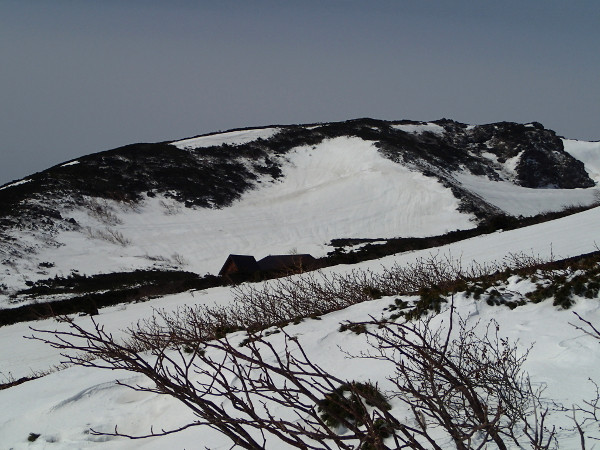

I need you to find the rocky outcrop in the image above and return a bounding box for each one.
[434,120,594,188]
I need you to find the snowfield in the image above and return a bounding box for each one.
[1,287,600,449]
[171,127,281,149]
[1,136,475,304]
[563,138,600,184]
[3,135,600,304]
[454,172,598,216]
[1,204,600,448]
[4,204,600,379]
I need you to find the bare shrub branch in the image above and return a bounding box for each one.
[355,311,556,450]
[159,199,182,215]
[30,316,399,449]
[28,301,562,450]
[83,226,131,247]
[571,311,600,341]
[81,197,122,225]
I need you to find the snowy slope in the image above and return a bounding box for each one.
[5,297,600,449]
[453,172,598,216]
[563,138,600,184]
[172,127,280,149]
[3,128,600,304]
[1,136,475,303]
[4,204,600,380]
[2,120,600,302]
[2,206,600,447]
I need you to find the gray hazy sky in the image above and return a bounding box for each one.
[1,0,599,185]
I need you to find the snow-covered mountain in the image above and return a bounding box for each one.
[1,118,599,306]
[1,118,600,448]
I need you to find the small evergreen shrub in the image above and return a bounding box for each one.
[361,418,394,450]
[362,286,384,299]
[525,266,600,309]
[339,322,367,335]
[387,298,410,311]
[317,381,391,428]
[404,288,446,319]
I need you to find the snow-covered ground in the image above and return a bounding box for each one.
[171,127,280,149]
[392,122,445,135]
[5,135,600,304]
[1,272,600,447]
[1,203,600,447]
[4,204,600,379]
[1,137,475,303]
[2,132,600,448]
[454,172,598,216]
[563,138,600,184]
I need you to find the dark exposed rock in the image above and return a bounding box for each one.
[434,120,594,188]
[516,147,593,188]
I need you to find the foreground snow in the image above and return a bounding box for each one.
[1,287,599,448]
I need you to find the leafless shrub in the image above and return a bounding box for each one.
[358,309,557,450]
[83,226,131,247]
[1,360,78,390]
[569,312,600,444]
[143,253,171,263]
[570,311,600,342]
[27,251,595,448]
[225,251,554,331]
[104,228,131,247]
[29,307,557,449]
[31,317,395,449]
[171,253,187,266]
[502,248,567,283]
[143,252,187,267]
[228,269,384,330]
[118,198,143,214]
[82,197,122,225]
[159,199,182,215]
[0,371,15,385]
[380,252,472,294]
[380,250,552,296]
[501,250,552,272]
